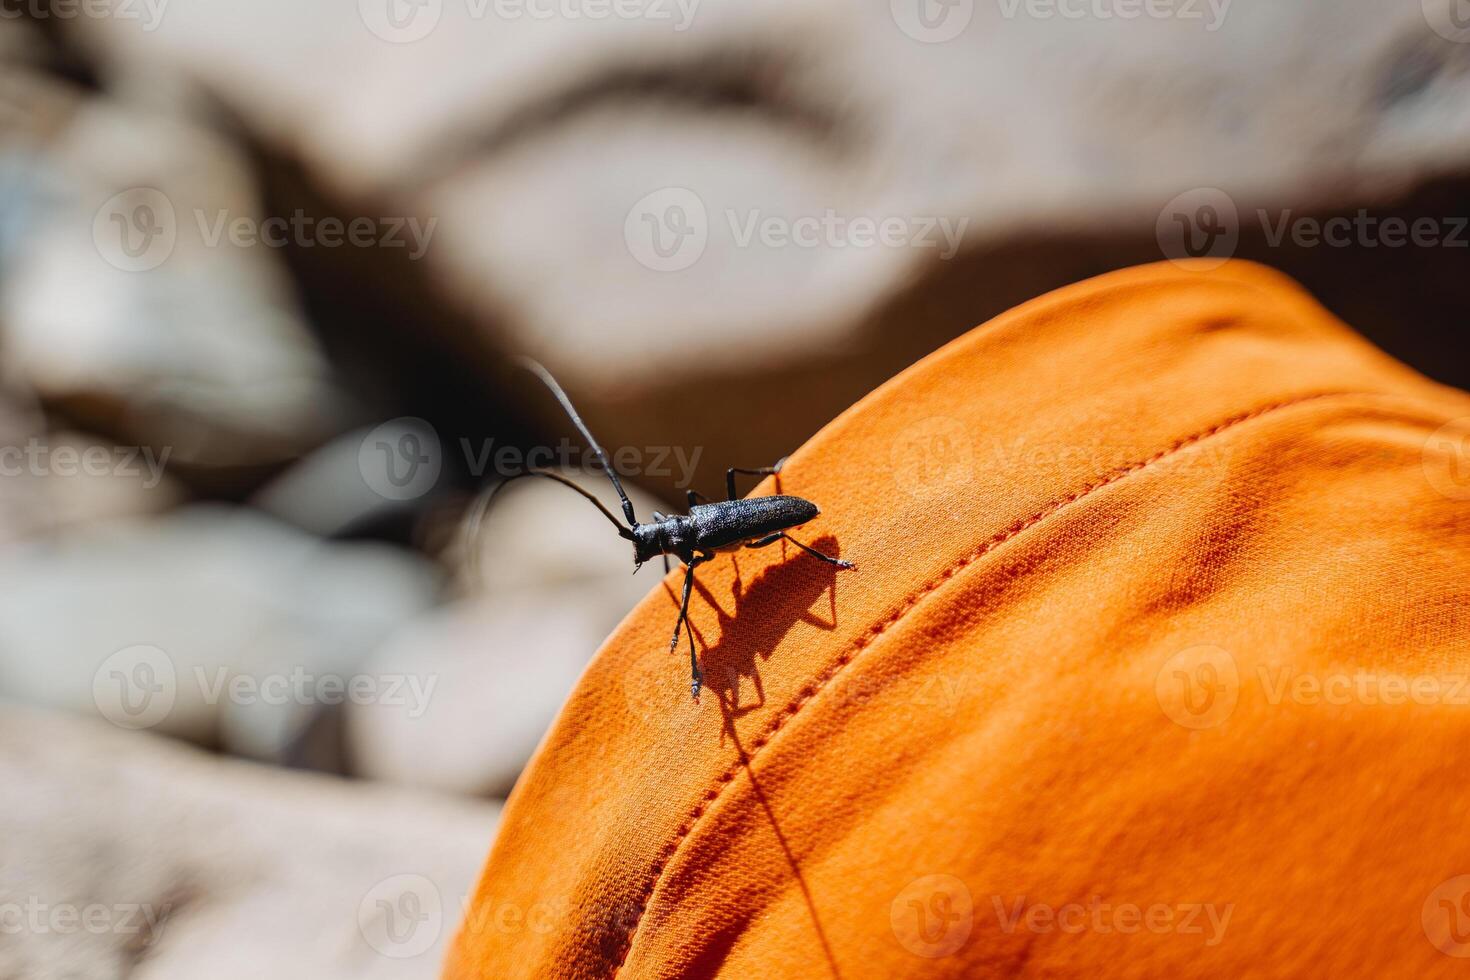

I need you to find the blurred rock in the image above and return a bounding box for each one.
[0,385,47,546]
[0,424,185,546]
[0,703,497,980]
[250,418,456,540]
[0,66,349,479]
[347,474,660,795]
[31,429,185,530]
[346,586,627,797]
[0,18,43,65]
[0,505,440,766]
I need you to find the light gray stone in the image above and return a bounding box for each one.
[0,703,498,980]
[0,505,441,765]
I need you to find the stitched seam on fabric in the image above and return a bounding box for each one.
[607,388,1370,977]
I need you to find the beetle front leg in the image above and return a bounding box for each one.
[669,554,710,699]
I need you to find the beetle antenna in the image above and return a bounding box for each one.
[461,468,635,591]
[514,356,639,527]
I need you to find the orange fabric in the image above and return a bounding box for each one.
[444,261,1470,978]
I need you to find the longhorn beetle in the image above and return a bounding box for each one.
[465,357,854,701]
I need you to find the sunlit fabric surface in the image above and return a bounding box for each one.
[446,261,1470,978]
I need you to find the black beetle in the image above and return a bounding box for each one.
[466,357,853,701]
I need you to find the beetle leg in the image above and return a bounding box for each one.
[743,532,784,549]
[669,554,711,699]
[726,458,786,501]
[670,564,693,652]
[686,489,709,508]
[779,533,855,570]
[687,616,701,701]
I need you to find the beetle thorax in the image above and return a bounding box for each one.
[632,516,694,565]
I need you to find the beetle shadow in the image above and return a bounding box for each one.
[661,534,848,980]
[662,534,843,743]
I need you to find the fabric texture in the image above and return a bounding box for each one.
[444,260,1470,978]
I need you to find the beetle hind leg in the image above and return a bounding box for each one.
[744,531,854,569]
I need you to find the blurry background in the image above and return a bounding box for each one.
[2,0,1469,976]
